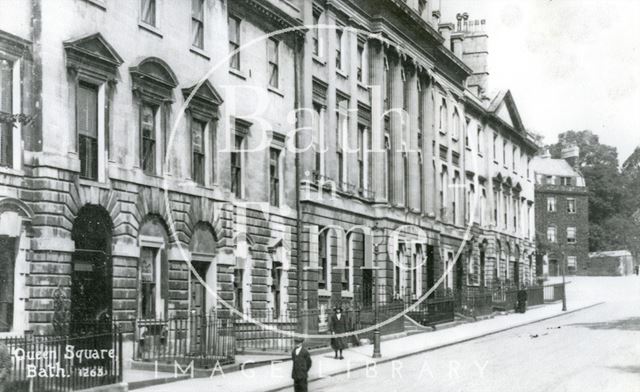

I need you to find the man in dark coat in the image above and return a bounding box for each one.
[329,307,348,359]
[291,337,312,392]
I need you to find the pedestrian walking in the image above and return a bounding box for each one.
[329,307,348,359]
[291,337,312,392]
[0,341,11,392]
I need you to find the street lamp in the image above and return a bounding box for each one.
[562,252,567,311]
[372,225,382,358]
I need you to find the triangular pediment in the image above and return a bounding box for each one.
[64,33,123,68]
[182,80,224,106]
[489,90,525,132]
[496,103,514,127]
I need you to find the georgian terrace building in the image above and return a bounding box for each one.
[0,0,304,337]
[296,1,539,332]
[0,0,538,340]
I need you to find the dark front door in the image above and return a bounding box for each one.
[550,259,559,276]
[71,249,112,333]
[480,250,486,288]
[189,262,209,354]
[426,245,435,298]
[361,269,373,308]
[456,254,464,291]
[0,236,16,332]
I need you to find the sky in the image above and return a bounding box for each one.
[440,0,640,164]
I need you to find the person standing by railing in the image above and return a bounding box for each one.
[0,341,10,392]
[329,307,348,360]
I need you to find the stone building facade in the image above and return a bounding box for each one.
[532,147,589,277]
[0,0,538,340]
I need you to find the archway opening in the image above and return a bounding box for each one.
[71,205,113,331]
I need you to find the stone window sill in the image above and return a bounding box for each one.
[190,46,210,60]
[138,22,163,38]
[229,67,247,80]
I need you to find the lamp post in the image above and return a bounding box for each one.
[372,240,382,358]
[561,252,567,311]
[372,226,382,358]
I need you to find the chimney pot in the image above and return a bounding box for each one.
[432,9,441,26]
[561,145,580,168]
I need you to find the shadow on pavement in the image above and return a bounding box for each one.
[568,317,640,331]
[609,365,640,375]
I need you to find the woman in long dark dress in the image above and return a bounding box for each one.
[329,307,348,359]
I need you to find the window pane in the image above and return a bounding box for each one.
[141,0,156,26]
[192,120,205,185]
[78,83,98,137]
[79,134,98,180]
[267,39,277,63]
[192,120,204,153]
[192,20,204,48]
[0,123,13,168]
[140,247,156,318]
[191,0,203,19]
[141,104,156,174]
[0,237,16,332]
[0,59,12,114]
[228,17,239,43]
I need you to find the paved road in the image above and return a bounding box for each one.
[296,279,640,392]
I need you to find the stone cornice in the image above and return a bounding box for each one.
[230,0,305,37]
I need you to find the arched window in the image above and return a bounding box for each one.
[0,198,32,333]
[318,229,330,292]
[495,240,501,281]
[267,238,289,319]
[439,98,447,133]
[452,109,460,140]
[138,215,170,319]
[189,223,217,317]
[343,233,355,294]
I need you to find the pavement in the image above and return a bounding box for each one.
[132,277,616,392]
[305,275,640,392]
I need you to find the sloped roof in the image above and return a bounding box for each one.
[589,250,632,258]
[531,156,582,178]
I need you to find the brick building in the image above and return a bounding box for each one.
[0,0,538,346]
[532,147,589,277]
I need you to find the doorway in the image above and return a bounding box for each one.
[426,245,435,298]
[189,261,210,353]
[71,205,113,333]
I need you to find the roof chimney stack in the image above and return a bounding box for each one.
[561,145,580,168]
[460,16,489,98]
[438,22,454,51]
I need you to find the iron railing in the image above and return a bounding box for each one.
[543,283,565,302]
[133,312,234,369]
[404,296,455,326]
[234,309,298,353]
[1,330,123,392]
